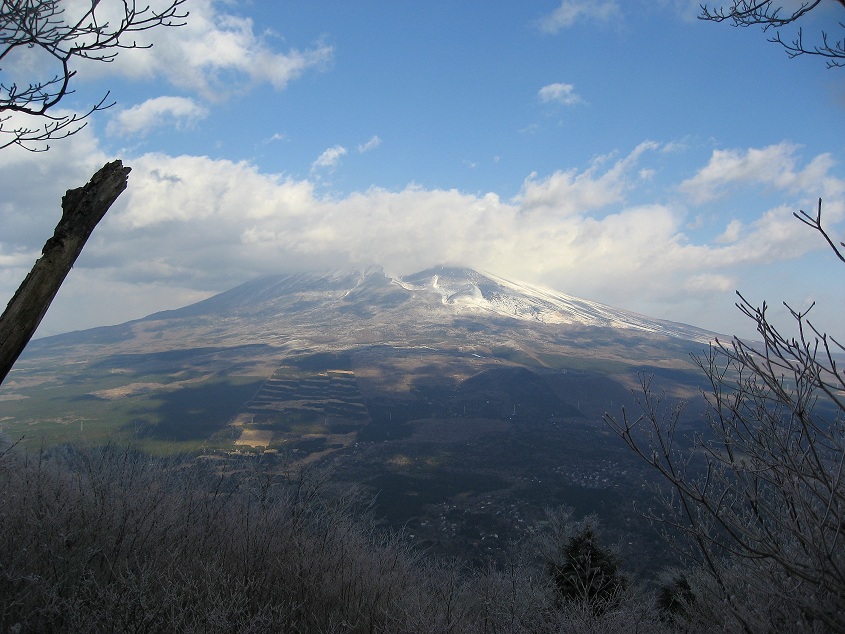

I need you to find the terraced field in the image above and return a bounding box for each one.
[248,370,368,424]
[231,368,371,458]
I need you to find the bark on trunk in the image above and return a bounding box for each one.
[0,160,131,384]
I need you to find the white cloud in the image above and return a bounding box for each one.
[358,136,382,153]
[84,141,690,305]
[311,145,348,172]
[538,82,584,106]
[2,130,844,339]
[108,96,209,136]
[717,219,744,244]
[516,141,659,214]
[679,142,838,204]
[538,0,619,33]
[94,0,333,100]
[1,3,327,155]
[683,273,736,293]
[0,115,108,244]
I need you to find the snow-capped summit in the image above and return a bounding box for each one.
[391,266,714,343]
[30,265,717,357]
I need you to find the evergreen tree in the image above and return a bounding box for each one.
[549,524,627,615]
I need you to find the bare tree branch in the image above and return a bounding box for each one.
[606,202,845,631]
[700,1,845,67]
[0,0,188,150]
[0,3,189,382]
[793,198,845,264]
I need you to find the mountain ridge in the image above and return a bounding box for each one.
[126,265,717,346]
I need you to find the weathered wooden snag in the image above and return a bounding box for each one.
[0,160,131,384]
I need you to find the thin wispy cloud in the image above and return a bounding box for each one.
[538,82,584,106]
[679,143,841,205]
[516,141,658,214]
[358,136,382,153]
[109,96,209,136]
[537,0,618,33]
[311,145,348,172]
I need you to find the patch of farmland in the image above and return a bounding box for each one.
[245,369,370,428]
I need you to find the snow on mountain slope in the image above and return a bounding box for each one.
[135,265,716,345]
[394,266,716,343]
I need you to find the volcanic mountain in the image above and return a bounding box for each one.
[137,265,714,343]
[2,266,718,569]
[5,263,720,440]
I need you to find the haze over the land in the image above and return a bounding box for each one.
[1,1,843,340]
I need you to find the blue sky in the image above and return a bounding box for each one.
[1,0,844,340]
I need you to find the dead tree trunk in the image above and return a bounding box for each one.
[0,160,131,384]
